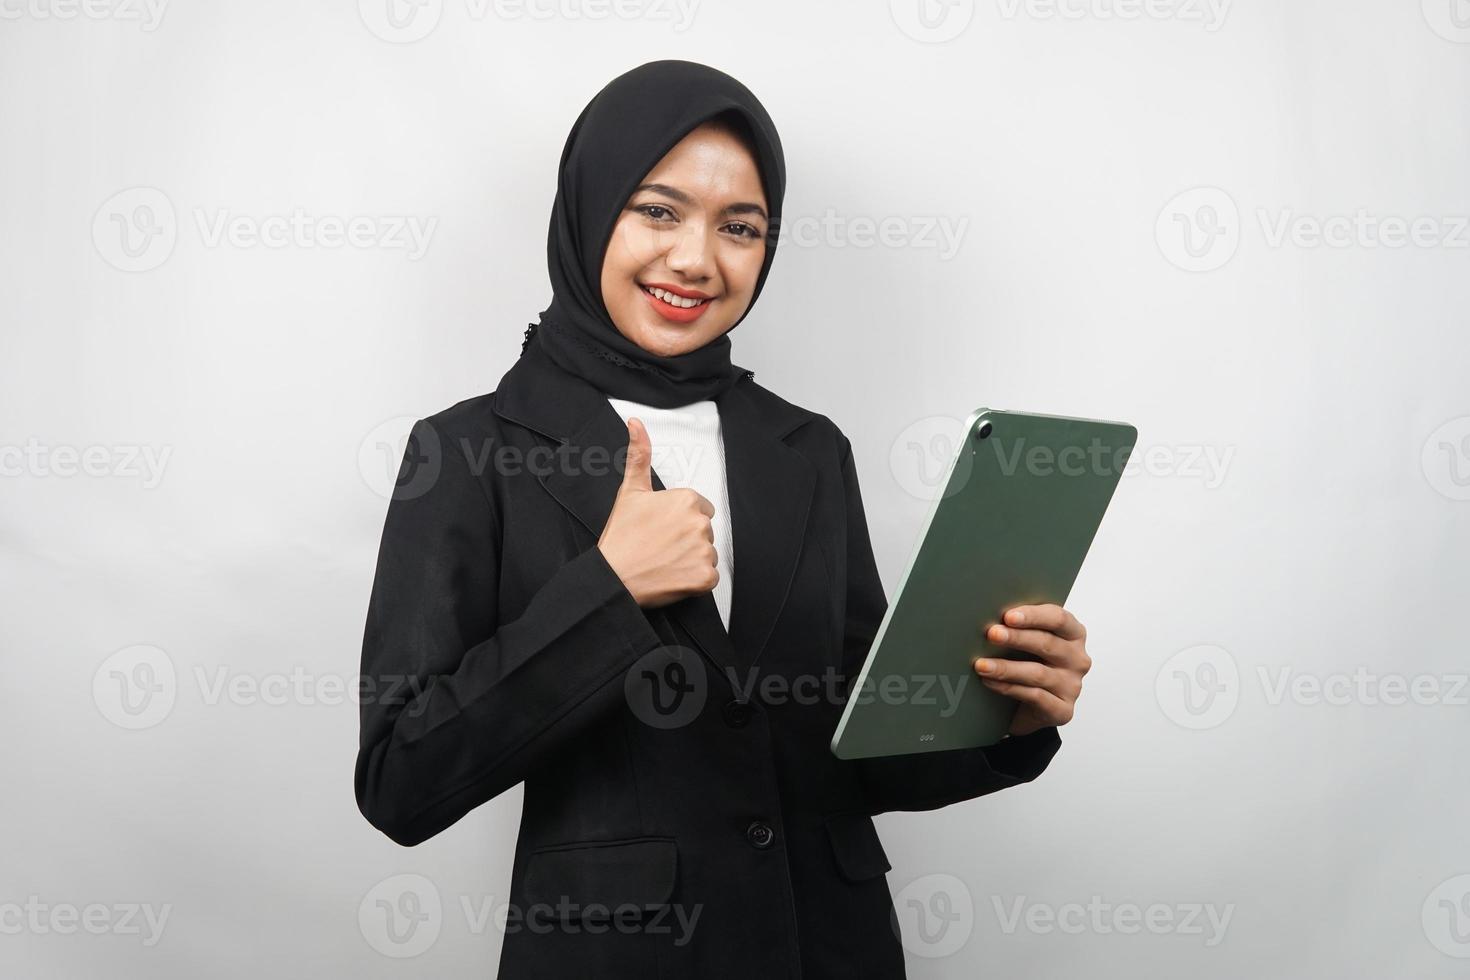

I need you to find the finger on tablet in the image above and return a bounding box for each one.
[986,624,1068,664]
[973,656,1051,687]
[1003,603,1085,641]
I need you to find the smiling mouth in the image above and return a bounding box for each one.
[638,283,717,323]
[638,283,714,309]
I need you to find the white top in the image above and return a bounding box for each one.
[605,395,733,631]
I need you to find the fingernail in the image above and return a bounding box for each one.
[991,625,1008,642]
[976,658,994,674]
[1009,610,1025,625]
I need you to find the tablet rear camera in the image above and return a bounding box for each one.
[975,420,992,440]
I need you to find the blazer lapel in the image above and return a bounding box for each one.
[716,380,817,673]
[492,348,816,681]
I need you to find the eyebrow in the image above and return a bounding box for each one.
[634,183,768,222]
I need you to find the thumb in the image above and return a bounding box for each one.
[620,417,653,493]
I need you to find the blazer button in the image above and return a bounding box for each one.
[722,698,753,728]
[746,821,774,849]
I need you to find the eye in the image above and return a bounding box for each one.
[723,222,763,241]
[634,204,676,222]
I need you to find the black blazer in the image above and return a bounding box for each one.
[354,348,1062,979]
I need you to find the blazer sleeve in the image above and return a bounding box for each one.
[354,417,666,846]
[835,429,1063,815]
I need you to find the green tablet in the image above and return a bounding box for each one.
[830,408,1137,760]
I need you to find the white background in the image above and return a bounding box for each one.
[3,0,1469,976]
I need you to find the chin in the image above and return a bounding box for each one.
[632,326,704,357]
[625,317,726,357]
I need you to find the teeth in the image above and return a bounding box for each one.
[644,285,708,309]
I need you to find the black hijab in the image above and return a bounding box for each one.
[520,60,786,408]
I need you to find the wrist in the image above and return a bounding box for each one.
[595,541,642,606]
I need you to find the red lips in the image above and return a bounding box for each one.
[639,282,715,324]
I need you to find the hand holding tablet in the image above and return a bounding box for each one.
[830,408,1136,760]
[977,601,1093,737]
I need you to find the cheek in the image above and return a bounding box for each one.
[721,246,766,297]
[601,218,649,291]
[599,236,641,331]
[607,214,667,271]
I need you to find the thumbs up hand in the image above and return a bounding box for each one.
[597,417,720,608]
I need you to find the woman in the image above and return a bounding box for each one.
[355,59,1091,979]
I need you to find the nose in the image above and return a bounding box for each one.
[664,221,713,281]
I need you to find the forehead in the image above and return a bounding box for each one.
[638,122,767,204]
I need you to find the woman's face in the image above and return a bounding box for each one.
[599,121,770,358]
